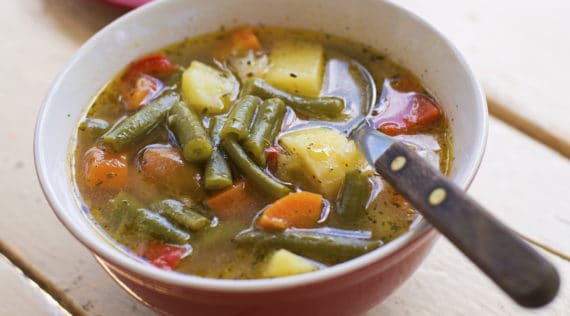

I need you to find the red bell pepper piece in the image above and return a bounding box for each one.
[265,146,285,171]
[120,54,178,111]
[142,242,186,270]
[123,54,178,80]
[372,77,442,136]
[121,74,164,111]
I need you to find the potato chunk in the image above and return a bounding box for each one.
[265,41,324,97]
[181,61,236,114]
[278,127,366,198]
[262,249,320,278]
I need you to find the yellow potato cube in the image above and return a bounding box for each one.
[262,249,320,278]
[278,127,366,198]
[265,41,324,97]
[181,61,236,115]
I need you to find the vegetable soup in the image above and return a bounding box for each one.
[72,26,452,279]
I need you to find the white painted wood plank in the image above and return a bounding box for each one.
[469,119,570,256]
[397,0,570,153]
[0,255,69,316]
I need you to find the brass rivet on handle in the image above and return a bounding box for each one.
[390,156,407,171]
[429,188,447,205]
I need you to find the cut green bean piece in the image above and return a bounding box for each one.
[168,101,213,163]
[337,170,371,223]
[110,192,145,235]
[79,118,110,138]
[233,230,381,264]
[243,98,286,166]
[222,138,290,198]
[242,78,344,119]
[152,199,210,231]
[205,151,233,190]
[103,93,178,151]
[205,117,233,190]
[220,95,260,141]
[111,192,190,244]
[136,209,190,244]
[209,116,226,146]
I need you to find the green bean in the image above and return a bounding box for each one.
[136,209,190,244]
[220,95,260,141]
[242,78,344,119]
[109,192,145,235]
[152,199,210,231]
[111,192,190,244]
[205,151,233,190]
[221,138,290,198]
[103,93,178,151]
[79,118,109,138]
[205,117,233,190]
[243,98,286,166]
[336,170,371,223]
[167,101,213,163]
[208,116,226,146]
[233,230,381,263]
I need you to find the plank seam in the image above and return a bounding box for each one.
[0,240,87,316]
[488,98,570,160]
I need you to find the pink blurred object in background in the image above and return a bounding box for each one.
[100,0,151,9]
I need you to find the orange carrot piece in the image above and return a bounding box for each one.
[230,25,263,52]
[214,25,263,60]
[84,147,128,190]
[257,192,323,231]
[205,181,261,219]
[121,74,164,111]
[139,146,200,192]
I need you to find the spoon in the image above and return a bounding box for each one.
[326,59,560,307]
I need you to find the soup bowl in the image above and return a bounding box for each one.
[34,0,487,314]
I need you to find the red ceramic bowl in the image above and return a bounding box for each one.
[35,0,488,314]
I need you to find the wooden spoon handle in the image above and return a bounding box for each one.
[375,141,559,307]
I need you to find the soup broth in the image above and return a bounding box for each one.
[73,26,452,279]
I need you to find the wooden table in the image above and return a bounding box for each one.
[1,0,568,314]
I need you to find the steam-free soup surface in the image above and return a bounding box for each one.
[73,26,452,279]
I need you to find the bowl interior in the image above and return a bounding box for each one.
[35,0,487,291]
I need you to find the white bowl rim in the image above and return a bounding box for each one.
[34,0,488,293]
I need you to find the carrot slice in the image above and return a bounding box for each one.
[230,25,263,52]
[214,25,263,60]
[206,181,260,219]
[257,191,323,231]
[139,146,201,193]
[122,74,164,111]
[84,147,128,190]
